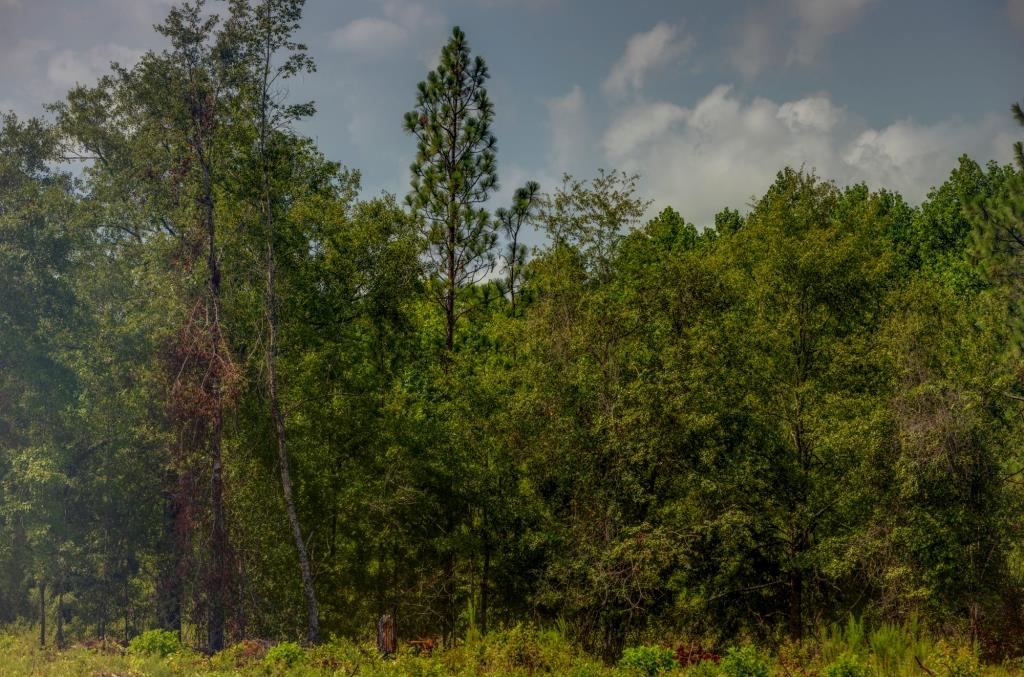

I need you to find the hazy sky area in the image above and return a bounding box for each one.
[2,0,1023,228]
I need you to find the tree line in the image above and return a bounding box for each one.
[3,0,1024,660]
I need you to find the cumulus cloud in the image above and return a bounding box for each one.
[0,39,140,105]
[546,85,590,173]
[732,0,875,78]
[603,22,693,97]
[329,0,443,57]
[602,85,1015,226]
[603,101,687,158]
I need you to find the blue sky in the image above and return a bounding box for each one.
[2,0,1023,226]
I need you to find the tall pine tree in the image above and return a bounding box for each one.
[404,26,498,364]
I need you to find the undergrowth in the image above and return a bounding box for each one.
[0,618,1021,676]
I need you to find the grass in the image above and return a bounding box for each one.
[1,619,1023,676]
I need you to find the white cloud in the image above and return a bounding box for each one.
[603,101,687,158]
[732,0,875,78]
[46,44,143,93]
[546,85,589,172]
[603,22,693,97]
[777,95,843,132]
[602,85,1015,226]
[329,0,443,57]
[789,0,875,65]
[330,17,409,54]
[1009,0,1024,32]
[843,115,1013,198]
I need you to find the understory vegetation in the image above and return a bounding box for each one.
[5,0,1024,674]
[1,621,1020,676]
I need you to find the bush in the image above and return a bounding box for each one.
[475,623,587,673]
[686,660,723,676]
[264,641,308,668]
[718,646,769,677]
[127,629,182,658]
[824,653,874,677]
[209,639,270,670]
[929,640,981,677]
[618,645,679,675]
[309,638,363,671]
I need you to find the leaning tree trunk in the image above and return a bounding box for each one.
[259,89,320,641]
[264,234,320,644]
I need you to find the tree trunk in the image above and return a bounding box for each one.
[265,237,320,644]
[55,587,65,649]
[38,580,45,647]
[444,550,456,644]
[481,540,490,636]
[788,569,803,640]
[256,17,321,643]
[208,408,227,653]
[123,578,131,647]
[444,215,456,371]
[157,479,183,634]
[203,157,228,654]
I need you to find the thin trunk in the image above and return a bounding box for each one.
[265,237,320,644]
[444,216,456,369]
[208,409,227,652]
[55,587,65,649]
[258,21,320,642]
[481,540,490,636]
[123,579,130,646]
[38,580,45,648]
[507,261,516,314]
[788,568,803,640]
[157,479,183,634]
[444,550,456,643]
[203,152,228,654]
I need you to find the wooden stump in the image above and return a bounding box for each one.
[376,614,396,657]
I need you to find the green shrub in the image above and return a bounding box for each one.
[929,640,981,677]
[501,623,545,669]
[824,653,874,677]
[718,646,769,677]
[309,637,363,671]
[127,629,182,658]
[686,660,723,676]
[264,641,308,668]
[480,623,585,673]
[618,645,679,675]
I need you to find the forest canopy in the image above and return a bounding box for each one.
[3,0,1024,668]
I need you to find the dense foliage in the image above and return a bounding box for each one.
[3,0,1024,669]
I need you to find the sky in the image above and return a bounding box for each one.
[2,0,1023,228]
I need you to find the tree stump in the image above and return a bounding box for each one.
[376,614,396,657]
